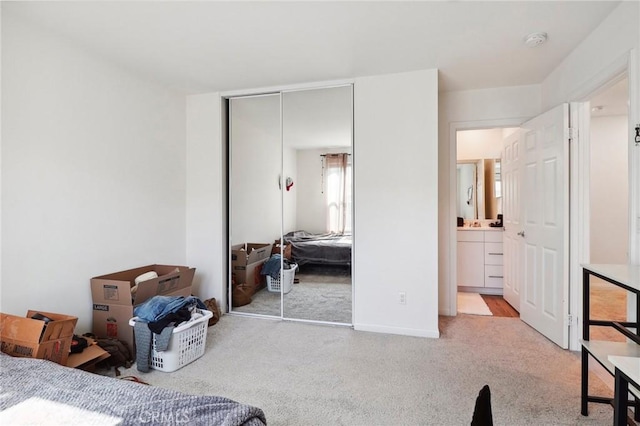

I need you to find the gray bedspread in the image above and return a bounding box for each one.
[0,353,266,426]
[284,231,352,265]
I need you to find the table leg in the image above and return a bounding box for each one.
[583,269,590,341]
[614,368,629,426]
[581,348,588,416]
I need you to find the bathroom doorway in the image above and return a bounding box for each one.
[455,127,519,318]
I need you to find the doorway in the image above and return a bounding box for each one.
[585,76,629,342]
[455,127,518,318]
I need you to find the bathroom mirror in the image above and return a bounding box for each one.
[456,158,501,220]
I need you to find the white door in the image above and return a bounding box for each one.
[519,104,570,349]
[502,130,522,311]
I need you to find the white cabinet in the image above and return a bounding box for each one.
[457,231,485,288]
[457,230,504,292]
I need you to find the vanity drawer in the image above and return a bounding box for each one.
[457,230,484,242]
[484,243,504,265]
[484,231,503,243]
[485,265,504,288]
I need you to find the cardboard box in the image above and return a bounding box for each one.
[0,310,78,365]
[91,264,195,351]
[66,337,110,371]
[271,240,292,260]
[232,243,272,288]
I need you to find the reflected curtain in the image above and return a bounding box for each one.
[324,153,350,234]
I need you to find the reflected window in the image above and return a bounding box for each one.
[324,153,351,234]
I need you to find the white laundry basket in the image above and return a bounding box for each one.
[266,264,298,294]
[129,308,213,372]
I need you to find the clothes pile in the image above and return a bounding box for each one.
[132,295,206,372]
[260,253,295,279]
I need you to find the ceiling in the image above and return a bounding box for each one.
[3,1,621,95]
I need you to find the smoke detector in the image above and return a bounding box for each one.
[524,32,548,48]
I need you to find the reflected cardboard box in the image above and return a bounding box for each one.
[231,243,272,290]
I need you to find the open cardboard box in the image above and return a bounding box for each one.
[91,264,195,351]
[0,310,78,366]
[231,243,272,290]
[66,337,110,371]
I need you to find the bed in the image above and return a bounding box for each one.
[283,231,352,266]
[0,353,266,426]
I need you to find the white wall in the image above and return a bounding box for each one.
[540,1,639,262]
[354,69,439,337]
[590,115,629,263]
[541,2,639,111]
[186,93,225,306]
[438,85,542,315]
[457,128,505,161]
[295,149,325,234]
[283,145,297,235]
[1,12,187,331]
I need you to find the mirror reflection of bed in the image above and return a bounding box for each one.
[229,85,353,325]
[281,231,352,323]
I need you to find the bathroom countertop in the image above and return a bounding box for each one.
[457,226,504,231]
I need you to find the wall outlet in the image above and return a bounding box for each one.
[399,292,406,305]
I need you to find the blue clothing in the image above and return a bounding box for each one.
[260,254,282,279]
[134,295,205,323]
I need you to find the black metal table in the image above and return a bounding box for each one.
[581,264,640,421]
[611,356,640,426]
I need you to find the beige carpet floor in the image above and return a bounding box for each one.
[233,265,352,323]
[121,314,613,425]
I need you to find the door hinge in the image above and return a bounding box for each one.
[565,127,578,141]
[566,314,578,327]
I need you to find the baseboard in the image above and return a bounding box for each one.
[458,286,503,296]
[353,323,440,338]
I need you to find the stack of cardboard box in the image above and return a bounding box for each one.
[90,264,195,351]
[231,243,272,306]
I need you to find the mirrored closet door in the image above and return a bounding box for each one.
[281,86,353,323]
[229,86,353,325]
[229,93,282,317]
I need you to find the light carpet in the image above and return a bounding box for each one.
[233,282,352,324]
[457,291,493,316]
[121,314,612,425]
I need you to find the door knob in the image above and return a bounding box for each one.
[517,231,525,237]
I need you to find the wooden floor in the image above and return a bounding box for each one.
[480,295,519,318]
[589,278,627,341]
[477,279,625,326]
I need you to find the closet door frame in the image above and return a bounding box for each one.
[223,79,355,323]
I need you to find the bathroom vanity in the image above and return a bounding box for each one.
[457,228,504,294]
